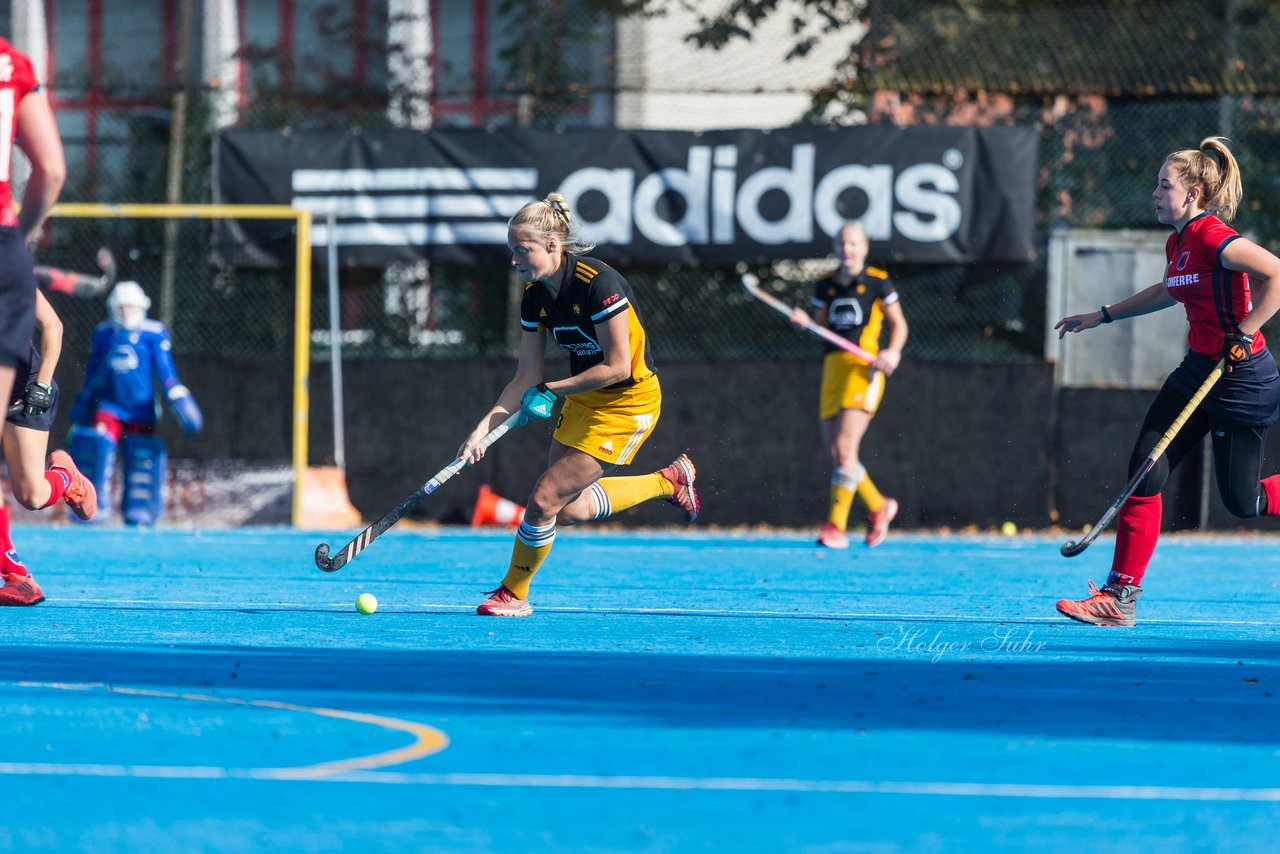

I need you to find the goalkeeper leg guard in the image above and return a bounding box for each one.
[121,434,167,526]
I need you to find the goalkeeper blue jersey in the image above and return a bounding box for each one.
[79,319,184,425]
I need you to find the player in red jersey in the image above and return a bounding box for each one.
[0,38,67,606]
[1054,136,1280,625]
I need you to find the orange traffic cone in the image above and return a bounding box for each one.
[471,484,525,527]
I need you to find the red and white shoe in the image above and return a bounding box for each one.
[817,523,849,549]
[477,586,533,617]
[0,571,44,606]
[48,450,97,521]
[865,498,899,548]
[659,454,700,523]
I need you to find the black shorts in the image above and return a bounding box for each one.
[0,227,35,366]
[1166,349,1280,428]
[5,343,57,432]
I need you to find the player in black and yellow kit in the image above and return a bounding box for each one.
[459,193,699,617]
[791,222,908,549]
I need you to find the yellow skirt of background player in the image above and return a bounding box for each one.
[554,373,661,466]
[819,351,884,420]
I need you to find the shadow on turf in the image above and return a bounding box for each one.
[0,644,1276,744]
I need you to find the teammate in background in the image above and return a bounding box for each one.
[1055,136,1280,626]
[68,281,203,526]
[0,291,97,605]
[459,192,698,617]
[790,221,908,549]
[0,37,68,605]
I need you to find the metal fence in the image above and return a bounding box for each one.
[32,2,1280,366]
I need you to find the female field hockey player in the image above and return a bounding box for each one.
[0,37,68,606]
[0,291,97,606]
[790,221,908,549]
[459,193,699,617]
[1055,136,1280,626]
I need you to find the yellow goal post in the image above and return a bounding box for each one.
[48,202,315,526]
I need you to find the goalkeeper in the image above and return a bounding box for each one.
[67,280,203,525]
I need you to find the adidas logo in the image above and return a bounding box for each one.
[598,440,614,455]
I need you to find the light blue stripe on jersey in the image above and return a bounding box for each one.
[590,297,629,322]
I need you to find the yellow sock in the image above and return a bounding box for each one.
[500,520,556,598]
[857,472,885,513]
[828,465,862,530]
[829,484,855,530]
[588,473,670,519]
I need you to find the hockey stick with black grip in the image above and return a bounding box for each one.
[315,411,524,572]
[1061,358,1225,557]
[740,272,875,365]
[34,247,118,299]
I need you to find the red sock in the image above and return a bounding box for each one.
[1261,475,1280,516]
[1108,493,1161,587]
[0,506,25,576]
[41,467,70,508]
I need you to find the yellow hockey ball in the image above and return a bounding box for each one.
[355,593,378,615]
[1001,521,1017,536]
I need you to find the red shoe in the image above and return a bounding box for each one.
[1056,580,1141,627]
[865,497,899,548]
[817,523,849,549]
[659,453,700,522]
[0,571,44,606]
[476,586,533,617]
[48,450,97,521]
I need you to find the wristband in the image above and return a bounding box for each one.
[1099,305,1113,323]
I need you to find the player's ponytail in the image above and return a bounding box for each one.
[1164,136,1243,221]
[1199,136,1242,221]
[508,192,596,255]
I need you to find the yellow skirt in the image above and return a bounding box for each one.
[554,373,662,466]
[819,351,884,420]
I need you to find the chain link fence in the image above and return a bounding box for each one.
[31,2,1280,365]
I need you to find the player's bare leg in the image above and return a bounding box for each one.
[0,364,42,606]
[478,445,605,617]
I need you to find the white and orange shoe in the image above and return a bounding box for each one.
[865,498,899,548]
[48,450,97,521]
[0,569,44,606]
[476,586,533,617]
[659,454,700,523]
[817,523,849,549]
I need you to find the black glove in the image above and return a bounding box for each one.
[1222,330,1254,368]
[8,381,53,418]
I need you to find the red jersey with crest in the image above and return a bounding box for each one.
[1164,211,1265,358]
[0,40,39,228]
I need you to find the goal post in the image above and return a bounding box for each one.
[41,202,348,528]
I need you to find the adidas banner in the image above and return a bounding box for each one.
[215,125,1038,267]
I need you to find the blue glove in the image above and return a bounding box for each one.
[168,385,203,433]
[518,383,559,426]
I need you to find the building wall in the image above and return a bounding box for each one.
[613,2,860,130]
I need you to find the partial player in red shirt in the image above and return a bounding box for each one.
[0,38,66,607]
[1054,136,1280,626]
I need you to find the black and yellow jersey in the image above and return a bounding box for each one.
[810,266,899,356]
[520,253,656,389]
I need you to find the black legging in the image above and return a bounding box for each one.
[1130,382,1269,517]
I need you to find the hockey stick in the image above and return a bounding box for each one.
[34,247,118,299]
[1061,359,1225,557]
[740,272,874,364]
[315,411,524,572]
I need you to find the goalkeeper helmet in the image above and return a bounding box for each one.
[107,281,151,330]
